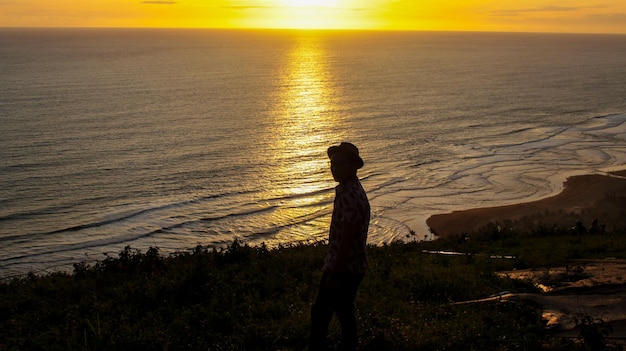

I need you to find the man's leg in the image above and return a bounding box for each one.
[335,274,363,351]
[310,272,334,350]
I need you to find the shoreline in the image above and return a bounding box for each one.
[427,169,626,238]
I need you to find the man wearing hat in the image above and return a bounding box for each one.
[309,142,370,351]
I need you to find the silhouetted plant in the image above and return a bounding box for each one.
[575,315,614,351]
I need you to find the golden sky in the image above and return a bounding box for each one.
[1,0,626,34]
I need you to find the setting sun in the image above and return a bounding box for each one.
[281,0,339,7]
[236,0,364,30]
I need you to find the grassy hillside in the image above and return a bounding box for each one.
[2,224,625,350]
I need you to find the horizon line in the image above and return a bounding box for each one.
[1,26,625,36]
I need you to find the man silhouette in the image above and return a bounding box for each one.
[309,142,370,351]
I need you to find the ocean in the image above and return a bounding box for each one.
[1,28,625,278]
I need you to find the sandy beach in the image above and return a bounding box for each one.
[427,170,626,238]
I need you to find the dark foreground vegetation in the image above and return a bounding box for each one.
[2,223,626,351]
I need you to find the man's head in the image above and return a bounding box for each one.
[327,142,363,183]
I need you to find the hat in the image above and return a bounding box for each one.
[327,142,364,169]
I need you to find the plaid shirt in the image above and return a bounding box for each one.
[322,179,370,275]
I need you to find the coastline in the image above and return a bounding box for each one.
[427,169,626,238]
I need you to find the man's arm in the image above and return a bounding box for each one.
[329,221,359,274]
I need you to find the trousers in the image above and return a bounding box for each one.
[309,271,364,351]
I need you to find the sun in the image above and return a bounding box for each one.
[233,0,374,30]
[268,0,347,29]
[281,0,339,8]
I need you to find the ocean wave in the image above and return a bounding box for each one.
[0,186,337,272]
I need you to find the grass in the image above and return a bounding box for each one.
[1,224,626,350]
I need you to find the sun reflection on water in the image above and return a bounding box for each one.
[268,35,342,200]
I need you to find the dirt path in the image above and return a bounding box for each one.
[498,260,626,344]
